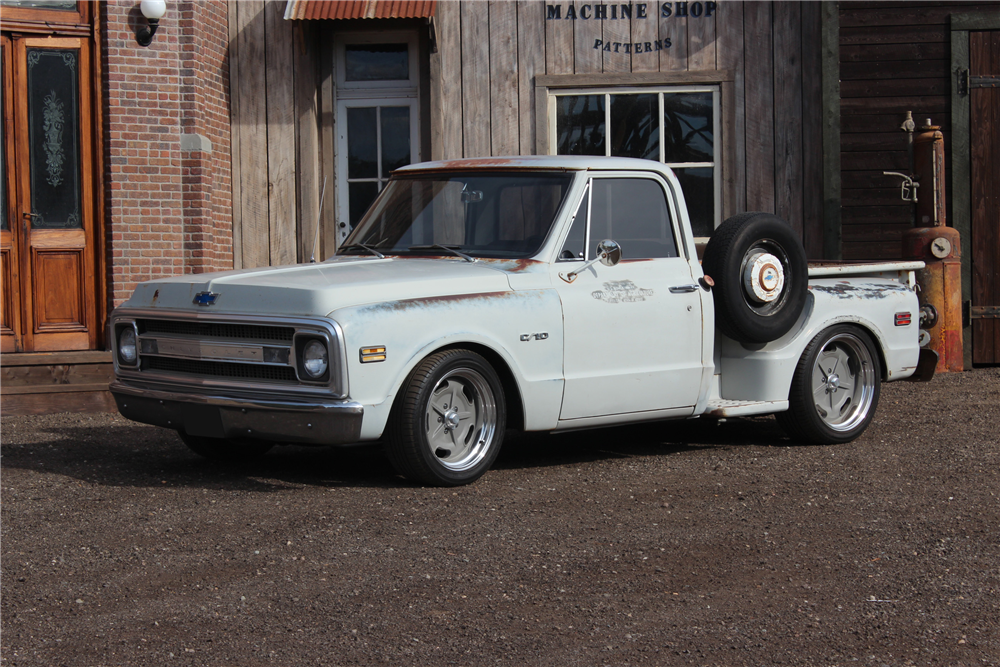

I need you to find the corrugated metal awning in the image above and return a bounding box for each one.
[284,1,436,20]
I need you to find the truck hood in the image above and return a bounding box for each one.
[122,257,514,316]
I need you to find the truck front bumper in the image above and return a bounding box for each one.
[110,381,364,445]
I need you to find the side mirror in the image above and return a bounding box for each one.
[559,239,623,283]
[596,239,621,267]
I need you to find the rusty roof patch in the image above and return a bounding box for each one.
[284,0,436,20]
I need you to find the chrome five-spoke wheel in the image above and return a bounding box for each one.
[778,325,881,444]
[810,332,877,433]
[424,367,498,473]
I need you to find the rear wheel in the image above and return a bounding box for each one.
[777,325,881,444]
[179,433,274,461]
[386,349,505,486]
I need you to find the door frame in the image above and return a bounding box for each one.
[0,1,105,353]
[2,35,23,349]
[335,97,421,244]
[331,28,422,249]
[951,11,1000,367]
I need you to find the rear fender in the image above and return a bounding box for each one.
[717,280,920,402]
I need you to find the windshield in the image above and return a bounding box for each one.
[338,171,574,259]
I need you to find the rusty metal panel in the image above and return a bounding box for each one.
[284,0,436,20]
[903,226,964,373]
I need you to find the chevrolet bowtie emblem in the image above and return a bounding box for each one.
[193,291,220,306]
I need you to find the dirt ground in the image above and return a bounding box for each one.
[2,368,998,667]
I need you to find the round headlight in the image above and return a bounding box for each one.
[119,327,137,364]
[302,339,328,379]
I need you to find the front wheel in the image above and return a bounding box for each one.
[777,325,881,444]
[386,349,505,486]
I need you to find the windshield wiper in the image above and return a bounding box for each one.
[338,243,385,259]
[407,244,477,263]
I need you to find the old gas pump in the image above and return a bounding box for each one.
[894,116,963,372]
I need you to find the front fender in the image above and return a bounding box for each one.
[331,289,566,440]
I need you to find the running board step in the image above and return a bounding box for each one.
[704,399,788,418]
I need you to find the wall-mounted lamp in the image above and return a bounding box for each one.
[136,0,167,47]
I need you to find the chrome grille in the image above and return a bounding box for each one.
[113,310,345,397]
[145,357,297,382]
[138,319,294,343]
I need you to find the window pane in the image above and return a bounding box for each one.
[674,167,714,237]
[27,48,81,229]
[347,107,377,179]
[497,185,562,245]
[591,179,677,259]
[346,173,572,259]
[380,106,411,176]
[349,181,380,228]
[556,95,605,156]
[609,94,659,160]
[345,43,408,82]
[663,92,714,164]
[559,193,588,260]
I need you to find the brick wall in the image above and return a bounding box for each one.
[102,0,233,307]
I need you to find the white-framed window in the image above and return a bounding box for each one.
[549,87,720,238]
[335,31,419,91]
[335,31,421,245]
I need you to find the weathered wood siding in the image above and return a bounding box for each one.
[228,0,320,268]
[229,1,826,261]
[430,0,826,256]
[838,1,989,260]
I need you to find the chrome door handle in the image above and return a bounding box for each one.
[669,284,699,293]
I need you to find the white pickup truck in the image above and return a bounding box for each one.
[110,156,935,486]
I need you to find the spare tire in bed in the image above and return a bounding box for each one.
[701,212,808,345]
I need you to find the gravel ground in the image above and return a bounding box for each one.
[2,368,999,667]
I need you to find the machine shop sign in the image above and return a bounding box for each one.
[592,280,654,304]
[546,2,718,20]
[546,2,718,53]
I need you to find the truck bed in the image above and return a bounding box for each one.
[807,260,924,278]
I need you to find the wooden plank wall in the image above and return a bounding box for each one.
[430,0,825,256]
[228,1,827,261]
[1,351,115,415]
[838,1,988,260]
[228,0,320,268]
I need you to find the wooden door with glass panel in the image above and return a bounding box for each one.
[335,37,420,247]
[1,34,97,353]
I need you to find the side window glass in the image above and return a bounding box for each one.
[590,178,678,259]
[558,189,588,260]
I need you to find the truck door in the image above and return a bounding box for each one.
[552,175,704,420]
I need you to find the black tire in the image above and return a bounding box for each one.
[386,349,506,486]
[776,325,881,444]
[178,432,274,461]
[702,212,808,344]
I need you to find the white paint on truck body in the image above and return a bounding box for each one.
[110,156,924,448]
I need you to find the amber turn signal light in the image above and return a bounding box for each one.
[360,346,387,363]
